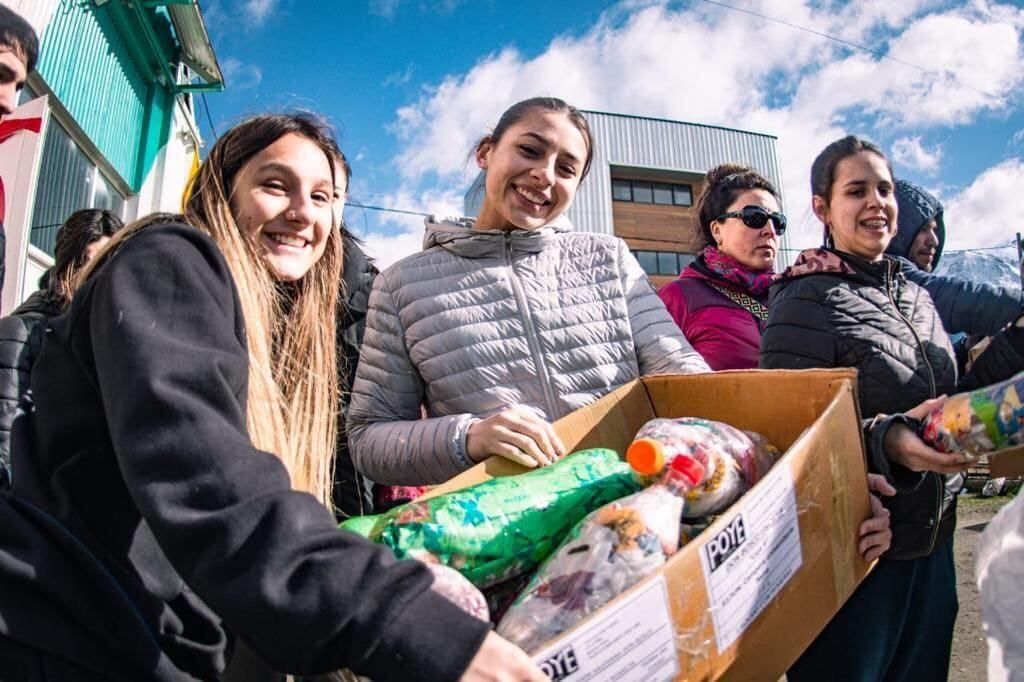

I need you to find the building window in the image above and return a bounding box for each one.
[673,185,692,206]
[611,179,632,201]
[30,118,125,256]
[631,250,696,276]
[631,182,653,204]
[612,179,693,206]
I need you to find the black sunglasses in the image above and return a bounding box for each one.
[715,205,787,236]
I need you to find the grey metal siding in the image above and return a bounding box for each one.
[570,112,786,250]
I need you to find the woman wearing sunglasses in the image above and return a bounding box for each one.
[659,164,786,371]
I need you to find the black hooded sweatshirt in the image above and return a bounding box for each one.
[0,223,487,681]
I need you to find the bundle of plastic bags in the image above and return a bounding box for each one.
[340,448,641,587]
[921,371,1024,456]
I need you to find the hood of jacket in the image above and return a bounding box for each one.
[886,179,946,269]
[12,287,63,319]
[422,215,572,259]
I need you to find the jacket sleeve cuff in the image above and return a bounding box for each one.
[452,415,478,469]
[358,587,491,681]
[866,414,928,492]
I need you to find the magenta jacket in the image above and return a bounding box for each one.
[659,262,767,371]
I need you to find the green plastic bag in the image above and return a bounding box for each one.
[340,448,641,587]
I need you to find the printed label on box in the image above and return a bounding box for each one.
[531,574,679,682]
[699,460,802,652]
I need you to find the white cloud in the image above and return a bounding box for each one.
[220,58,263,91]
[369,0,402,18]
[1013,129,1024,146]
[891,136,943,173]
[348,187,464,268]
[944,158,1024,250]
[383,65,415,88]
[242,0,278,25]
[380,0,1024,255]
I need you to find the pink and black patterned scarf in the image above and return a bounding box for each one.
[702,245,777,297]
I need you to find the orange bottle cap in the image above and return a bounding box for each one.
[627,438,666,475]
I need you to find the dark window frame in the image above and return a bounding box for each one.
[612,178,694,207]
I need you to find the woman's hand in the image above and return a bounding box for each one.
[859,474,894,562]
[883,415,971,476]
[460,631,548,682]
[467,405,567,468]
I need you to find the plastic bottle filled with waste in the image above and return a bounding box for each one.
[626,417,778,519]
[496,453,705,652]
[920,371,1024,456]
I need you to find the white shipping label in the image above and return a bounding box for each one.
[531,574,679,682]
[699,460,803,653]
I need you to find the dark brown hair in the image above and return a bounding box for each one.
[47,208,123,308]
[476,97,595,180]
[696,164,779,246]
[810,135,893,246]
[0,5,38,73]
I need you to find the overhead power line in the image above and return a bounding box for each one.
[347,201,430,218]
[697,0,1016,109]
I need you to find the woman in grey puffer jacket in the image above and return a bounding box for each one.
[348,98,709,486]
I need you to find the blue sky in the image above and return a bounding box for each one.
[199,0,1024,266]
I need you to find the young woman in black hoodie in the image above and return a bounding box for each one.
[0,114,543,681]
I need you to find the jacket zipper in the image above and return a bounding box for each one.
[884,260,943,553]
[504,232,561,419]
[925,475,944,555]
[885,260,937,398]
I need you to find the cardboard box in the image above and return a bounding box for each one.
[989,446,1024,478]
[430,369,872,681]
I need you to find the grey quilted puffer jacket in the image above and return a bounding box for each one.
[348,217,710,485]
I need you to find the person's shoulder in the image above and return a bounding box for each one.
[97,222,230,282]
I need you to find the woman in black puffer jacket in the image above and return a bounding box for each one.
[761,136,972,682]
[0,208,122,483]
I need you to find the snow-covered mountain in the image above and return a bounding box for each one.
[935,248,1022,292]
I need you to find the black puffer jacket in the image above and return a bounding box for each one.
[761,248,958,560]
[0,284,62,484]
[333,232,378,519]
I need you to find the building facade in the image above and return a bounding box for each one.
[465,110,786,288]
[0,0,222,312]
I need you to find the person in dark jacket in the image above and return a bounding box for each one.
[761,136,973,682]
[0,208,123,483]
[888,179,1022,337]
[0,5,40,297]
[888,178,944,273]
[0,113,542,681]
[658,164,781,371]
[333,229,377,519]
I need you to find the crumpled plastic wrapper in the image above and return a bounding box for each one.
[976,493,1024,681]
[425,562,490,622]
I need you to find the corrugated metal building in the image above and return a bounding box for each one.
[465,110,787,287]
[0,0,223,312]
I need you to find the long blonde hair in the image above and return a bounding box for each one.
[84,115,346,509]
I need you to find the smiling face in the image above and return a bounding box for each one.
[229,132,344,281]
[814,151,897,262]
[710,189,781,271]
[0,44,28,118]
[474,108,589,231]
